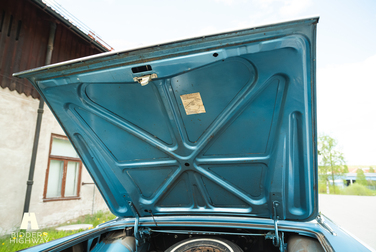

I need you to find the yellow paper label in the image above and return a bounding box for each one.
[180,92,206,115]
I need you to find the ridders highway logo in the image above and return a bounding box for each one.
[10,213,49,244]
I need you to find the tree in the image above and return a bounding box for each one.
[369,167,375,173]
[318,135,348,193]
[356,169,367,186]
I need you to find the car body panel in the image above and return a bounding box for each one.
[20,215,372,252]
[15,17,319,222]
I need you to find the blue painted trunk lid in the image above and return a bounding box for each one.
[15,17,319,221]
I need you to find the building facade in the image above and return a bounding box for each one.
[0,0,112,235]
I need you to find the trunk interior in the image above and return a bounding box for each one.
[60,225,325,252]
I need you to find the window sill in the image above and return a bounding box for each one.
[43,197,81,202]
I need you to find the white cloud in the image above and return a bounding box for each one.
[214,0,247,5]
[197,26,222,36]
[251,0,312,17]
[317,54,376,165]
[106,39,144,51]
[226,0,313,31]
[214,0,236,5]
[279,0,312,16]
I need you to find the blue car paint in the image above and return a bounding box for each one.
[14,17,372,251]
[15,17,317,221]
[20,215,371,251]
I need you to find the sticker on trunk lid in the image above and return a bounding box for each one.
[180,92,206,115]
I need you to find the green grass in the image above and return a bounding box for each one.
[340,184,376,196]
[319,182,376,196]
[0,211,116,252]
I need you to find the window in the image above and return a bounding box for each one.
[43,134,82,201]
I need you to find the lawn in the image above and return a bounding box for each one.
[0,211,116,252]
[319,182,376,196]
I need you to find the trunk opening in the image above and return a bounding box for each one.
[61,225,326,252]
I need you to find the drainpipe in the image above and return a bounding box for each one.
[22,22,57,215]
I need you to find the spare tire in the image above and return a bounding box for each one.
[165,237,244,252]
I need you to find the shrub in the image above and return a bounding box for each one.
[318,180,327,194]
[340,184,376,196]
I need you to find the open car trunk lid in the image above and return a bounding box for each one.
[14,17,319,222]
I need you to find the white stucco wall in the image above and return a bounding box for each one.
[0,88,109,235]
[0,88,39,235]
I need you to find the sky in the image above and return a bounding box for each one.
[49,0,376,165]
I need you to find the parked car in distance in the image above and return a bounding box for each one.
[15,16,373,252]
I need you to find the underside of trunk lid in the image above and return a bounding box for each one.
[15,17,319,222]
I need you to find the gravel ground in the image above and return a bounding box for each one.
[319,194,376,250]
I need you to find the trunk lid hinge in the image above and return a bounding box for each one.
[317,213,337,236]
[266,201,285,252]
[128,202,141,245]
[128,202,151,251]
